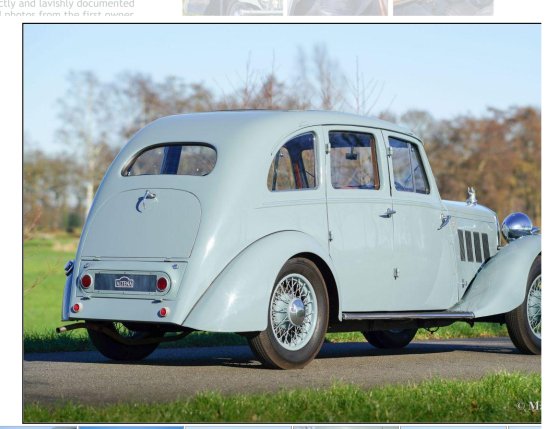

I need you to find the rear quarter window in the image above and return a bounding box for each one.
[124,144,217,176]
[267,133,317,191]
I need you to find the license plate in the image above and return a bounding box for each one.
[94,273,157,292]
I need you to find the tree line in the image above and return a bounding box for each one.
[23,47,541,236]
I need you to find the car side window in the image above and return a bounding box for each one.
[267,133,317,191]
[329,131,380,190]
[389,137,430,194]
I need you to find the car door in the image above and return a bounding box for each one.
[383,130,459,310]
[324,126,396,311]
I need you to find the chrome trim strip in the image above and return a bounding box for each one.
[342,311,475,321]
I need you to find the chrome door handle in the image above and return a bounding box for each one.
[438,214,451,230]
[141,190,157,210]
[381,208,396,218]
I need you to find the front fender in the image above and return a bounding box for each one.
[450,235,541,317]
[183,231,336,332]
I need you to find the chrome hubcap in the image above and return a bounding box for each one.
[527,275,541,339]
[270,273,317,351]
[288,298,306,326]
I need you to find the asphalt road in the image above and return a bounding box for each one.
[24,337,540,405]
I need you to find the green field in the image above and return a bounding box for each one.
[24,234,78,332]
[24,234,507,353]
[24,372,540,422]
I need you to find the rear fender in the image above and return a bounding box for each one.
[183,231,337,332]
[450,235,540,317]
[61,272,73,321]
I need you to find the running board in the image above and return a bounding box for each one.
[342,311,475,321]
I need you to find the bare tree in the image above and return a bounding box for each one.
[57,71,111,215]
[312,44,345,110]
[399,109,437,141]
[24,146,77,232]
[377,110,398,123]
[257,52,279,109]
[111,72,215,140]
[289,46,315,110]
[346,56,385,116]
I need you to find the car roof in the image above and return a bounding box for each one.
[125,110,421,162]
[149,110,418,140]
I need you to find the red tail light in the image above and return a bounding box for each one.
[159,307,170,317]
[157,276,168,292]
[72,303,82,313]
[81,274,92,289]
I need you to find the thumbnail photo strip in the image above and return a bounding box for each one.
[182,0,493,16]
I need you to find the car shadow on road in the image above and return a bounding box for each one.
[24,338,524,369]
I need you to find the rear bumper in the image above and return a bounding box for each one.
[67,294,183,325]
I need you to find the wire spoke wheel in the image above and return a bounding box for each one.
[526,275,541,339]
[506,255,541,355]
[270,273,318,351]
[247,257,329,369]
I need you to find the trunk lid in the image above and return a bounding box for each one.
[81,187,201,260]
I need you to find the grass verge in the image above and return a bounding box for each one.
[24,372,540,423]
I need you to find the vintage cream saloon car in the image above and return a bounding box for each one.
[59,111,541,369]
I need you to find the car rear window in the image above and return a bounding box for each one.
[124,144,217,176]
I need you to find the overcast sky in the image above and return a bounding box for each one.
[23,23,540,152]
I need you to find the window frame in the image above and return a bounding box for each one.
[328,130,381,191]
[121,142,217,177]
[266,131,319,192]
[388,136,431,195]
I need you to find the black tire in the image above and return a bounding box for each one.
[506,255,541,355]
[363,328,418,349]
[87,322,162,361]
[248,258,329,369]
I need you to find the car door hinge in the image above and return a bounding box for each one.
[386,147,392,157]
[328,230,333,242]
[393,267,400,279]
[460,279,468,289]
[325,143,330,154]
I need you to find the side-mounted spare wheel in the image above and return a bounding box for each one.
[87,321,162,361]
[363,328,418,349]
[248,257,329,369]
[505,255,541,355]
